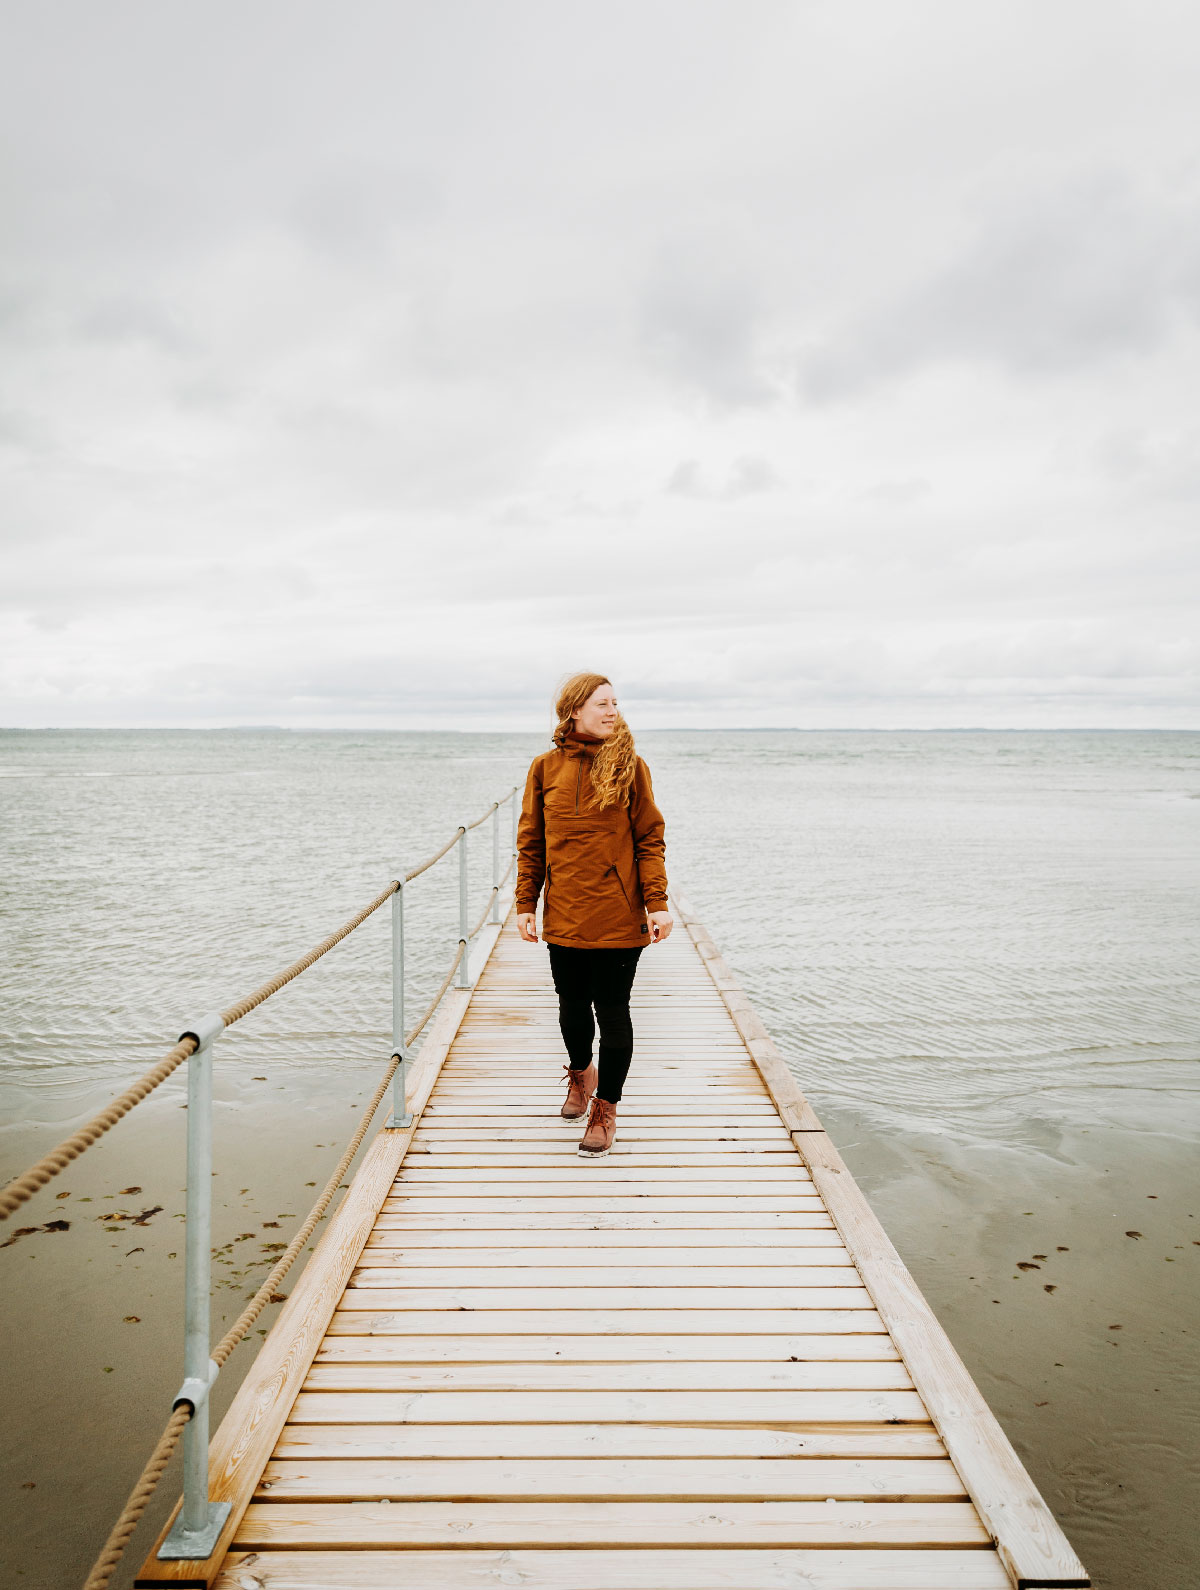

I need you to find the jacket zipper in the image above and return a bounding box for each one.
[574,754,583,814]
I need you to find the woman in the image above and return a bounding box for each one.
[515,672,672,1158]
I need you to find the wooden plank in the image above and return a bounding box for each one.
[443,1060,752,1068]
[413,1116,789,1127]
[392,1172,814,1188]
[425,1082,774,1092]
[301,1362,914,1392]
[349,1264,861,1288]
[446,1014,742,1021]
[398,1153,801,1167]
[134,919,506,1589]
[231,1499,988,1548]
[342,1285,876,1308]
[393,1169,813,1184]
[443,1029,755,1038]
[428,1085,768,1097]
[254,1455,966,1501]
[273,1422,947,1461]
[365,1222,840,1245]
[367,1220,838,1238]
[397,1161,810,1176]
[287,1388,928,1423]
[328,1307,887,1333]
[462,994,737,1002]
[314,1333,900,1361]
[403,1145,799,1159]
[397,1163,807,1176]
[381,1196,826,1212]
[361,1238,851,1257]
[433,1075,766,1084]
[443,1051,752,1059]
[214,1547,1012,1589]
[409,1126,795,1139]
[370,1210,835,1229]
[419,1105,783,1117]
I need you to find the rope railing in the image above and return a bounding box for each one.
[0,789,518,1221]
[81,1042,406,1590]
[1,785,520,1590]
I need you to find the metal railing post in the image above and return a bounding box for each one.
[389,881,412,1127]
[456,825,470,988]
[158,1012,231,1559]
[489,803,501,924]
[511,786,518,857]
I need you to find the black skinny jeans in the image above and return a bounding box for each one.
[546,943,645,1103]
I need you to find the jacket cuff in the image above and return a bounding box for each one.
[515,898,538,913]
[643,895,669,912]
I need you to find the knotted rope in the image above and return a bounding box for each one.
[79,879,503,1590]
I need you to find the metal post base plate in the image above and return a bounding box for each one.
[388,1111,414,1128]
[157,1499,231,1559]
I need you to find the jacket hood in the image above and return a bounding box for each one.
[555,728,605,753]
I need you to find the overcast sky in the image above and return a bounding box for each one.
[2,1,1198,729]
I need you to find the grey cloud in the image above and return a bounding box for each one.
[639,241,773,407]
[1094,426,1200,502]
[800,171,1200,400]
[666,455,781,500]
[74,296,194,354]
[858,479,931,507]
[0,405,43,450]
[288,162,441,258]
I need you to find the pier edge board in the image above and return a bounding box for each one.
[670,888,1090,1590]
[212,1547,1018,1590]
[132,909,510,1589]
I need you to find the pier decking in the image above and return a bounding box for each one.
[137,896,1088,1590]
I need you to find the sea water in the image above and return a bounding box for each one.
[2,728,1198,1588]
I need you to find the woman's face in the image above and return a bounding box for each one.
[573,683,618,738]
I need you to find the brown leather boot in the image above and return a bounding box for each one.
[577,1095,617,1157]
[560,1062,597,1120]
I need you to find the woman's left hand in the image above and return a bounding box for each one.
[647,910,673,943]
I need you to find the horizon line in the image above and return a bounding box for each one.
[3,724,1197,735]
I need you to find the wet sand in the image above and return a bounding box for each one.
[1,1062,384,1590]
[826,1104,1199,1590]
[3,1065,1196,1589]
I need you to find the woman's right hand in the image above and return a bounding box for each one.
[516,912,539,943]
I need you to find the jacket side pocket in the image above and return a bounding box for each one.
[608,864,632,909]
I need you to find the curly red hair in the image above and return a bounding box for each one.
[552,671,637,809]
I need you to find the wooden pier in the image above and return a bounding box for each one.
[137,894,1088,1590]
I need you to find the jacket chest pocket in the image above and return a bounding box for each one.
[544,782,577,817]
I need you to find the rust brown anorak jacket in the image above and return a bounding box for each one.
[515,729,668,948]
